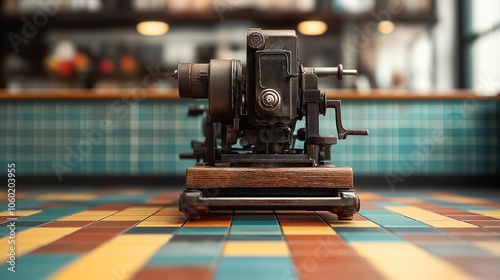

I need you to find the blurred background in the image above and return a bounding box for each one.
[0,0,498,186]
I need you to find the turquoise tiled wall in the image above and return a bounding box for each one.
[1,99,498,179]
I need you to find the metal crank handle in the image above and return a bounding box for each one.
[326,100,369,140]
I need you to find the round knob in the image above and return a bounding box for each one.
[258,89,281,112]
[248,32,265,49]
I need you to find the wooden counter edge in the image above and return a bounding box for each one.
[0,89,180,100]
[0,89,498,100]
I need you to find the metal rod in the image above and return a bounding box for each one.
[197,196,344,207]
[303,64,357,80]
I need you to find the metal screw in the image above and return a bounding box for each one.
[239,138,249,147]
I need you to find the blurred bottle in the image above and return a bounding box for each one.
[2,0,18,14]
[333,0,375,13]
[96,44,119,88]
[295,0,316,12]
[102,0,118,12]
[43,41,77,87]
[134,0,168,12]
[43,41,99,88]
[3,54,31,89]
[67,0,102,12]
[119,44,140,88]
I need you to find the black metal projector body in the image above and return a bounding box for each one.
[173,29,368,220]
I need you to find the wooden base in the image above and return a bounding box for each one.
[178,189,360,220]
[185,166,353,189]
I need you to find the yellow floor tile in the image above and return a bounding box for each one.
[184,220,231,227]
[390,198,422,204]
[115,211,155,215]
[430,193,490,205]
[282,226,336,235]
[329,220,380,227]
[386,206,477,228]
[101,215,149,221]
[155,208,183,215]
[0,192,30,200]
[37,193,96,201]
[111,234,172,244]
[0,210,41,216]
[135,220,184,227]
[0,227,80,262]
[58,215,111,221]
[146,198,176,204]
[49,234,172,280]
[114,207,161,215]
[223,241,289,256]
[473,241,500,256]
[20,228,81,236]
[144,216,185,222]
[73,210,118,215]
[152,213,185,219]
[424,220,477,228]
[350,242,476,280]
[358,192,384,201]
[469,210,500,219]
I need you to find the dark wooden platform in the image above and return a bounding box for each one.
[185,166,353,189]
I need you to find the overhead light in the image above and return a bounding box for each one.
[378,20,395,34]
[297,21,328,36]
[137,21,169,36]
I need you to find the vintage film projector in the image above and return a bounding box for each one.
[173,29,368,220]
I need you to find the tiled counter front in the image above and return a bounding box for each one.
[1,99,498,177]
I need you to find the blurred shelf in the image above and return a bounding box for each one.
[0,10,437,29]
[1,89,498,101]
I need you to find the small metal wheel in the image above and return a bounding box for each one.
[337,214,353,221]
[180,206,210,220]
[184,213,201,220]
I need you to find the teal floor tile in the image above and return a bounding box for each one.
[231,220,280,227]
[374,202,408,207]
[12,201,44,208]
[228,235,283,241]
[18,206,88,221]
[177,227,229,235]
[388,227,444,235]
[17,215,69,221]
[0,254,80,279]
[0,227,31,235]
[360,211,429,228]
[147,255,217,266]
[377,221,429,228]
[230,226,282,235]
[359,210,392,215]
[232,214,277,221]
[338,232,405,243]
[333,227,388,233]
[419,244,497,258]
[170,235,225,242]
[215,257,297,280]
[153,241,223,256]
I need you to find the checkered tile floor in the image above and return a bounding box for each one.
[0,188,499,279]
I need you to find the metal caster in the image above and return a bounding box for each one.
[337,214,353,221]
[178,192,210,220]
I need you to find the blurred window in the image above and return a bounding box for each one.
[470,0,500,34]
[462,0,500,94]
